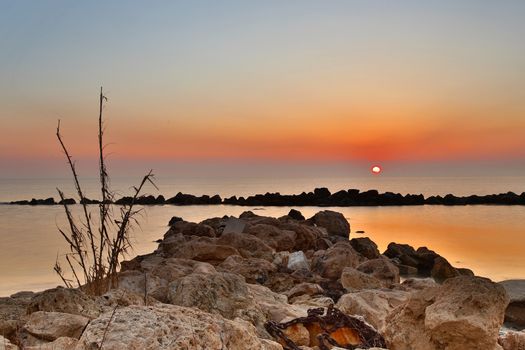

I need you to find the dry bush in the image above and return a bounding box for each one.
[54,88,156,295]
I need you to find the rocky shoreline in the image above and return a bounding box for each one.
[1,209,524,349]
[6,187,525,206]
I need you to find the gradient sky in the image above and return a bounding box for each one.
[1,1,524,178]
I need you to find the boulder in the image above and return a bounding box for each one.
[217,255,277,284]
[336,289,409,331]
[340,267,383,291]
[285,283,324,301]
[245,224,297,251]
[430,256,459,282]
[425,276,509,349]
[356,257,400,286]
[23,311,89,341]
[498,330,525,350]
[26,287,100,319]
[287,251,310,272]
[309,210,350,238]
[279,221,329,252]
[76,304,283,350]
[161,235,240,265]
[350,237,380,259]
[165,220,216,237]
[287,209,305,221]
[167,272,251,320]
[0,292,33,342]
[217,232,275,261]
[25,337,77,350]
[384,276,509,350]
[500,279,525,328]
[312,242,363,280]
[116,270,168,302]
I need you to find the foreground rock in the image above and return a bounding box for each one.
[498,330,525,350]
[0,210,515,350]
[384,276,509,350]
[76,304,283,350]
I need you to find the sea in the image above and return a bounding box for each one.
[0,175,524,297]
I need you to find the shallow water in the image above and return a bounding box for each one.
[1,203,524,297]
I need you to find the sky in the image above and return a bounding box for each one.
[1,1,524,178]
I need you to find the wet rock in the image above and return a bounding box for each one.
[287,251,310,272]
[340,267,383,291]
[356,257,400,286]
[312,242,363,280]
[281,322,310,346]
[309,210,350,238]
[500,279,525,328]
[350,237,380,259]
[76,304,282,350]
[22,311,88,341]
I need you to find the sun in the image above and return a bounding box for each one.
[371,165,382,175]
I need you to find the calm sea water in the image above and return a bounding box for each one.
[0,175,524,296]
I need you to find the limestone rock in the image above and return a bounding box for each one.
[309,210,350,238]
[384,276,509,350]
[350,237,381,259]
[167,272,251,320]
[285,283,324,301]
[245,224,297,251]
[498,330,525,350]
[26,287,100,319]
[165,220,216,237]
[23,311,89,341]
[76,304,282,349]
[312,242,363,280]
[430,256,460,283]
[356,257,400,286]
[217,232,275,261]
[116,270,168,302]
[218,255,277,284]
[340,267,383,291]
[0,292,33,342]
[287,251,310,272]
[25,337,77,350]
[0,335,18,350]
[336,289,409,330]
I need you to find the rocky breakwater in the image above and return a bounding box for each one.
[0,209,519,350]
[8,187,525,206]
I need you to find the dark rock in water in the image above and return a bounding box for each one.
[349,237,380,259]
[313,187,331,199]
[58,198,76,205]
[168,216,183,226]
[431,256,460,283]
[287,209,305,221]
[309,210,350,237]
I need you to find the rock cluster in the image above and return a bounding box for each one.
[9,187,525,206]
[0,210,516,350]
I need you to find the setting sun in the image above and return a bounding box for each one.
[372,165,382,174]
